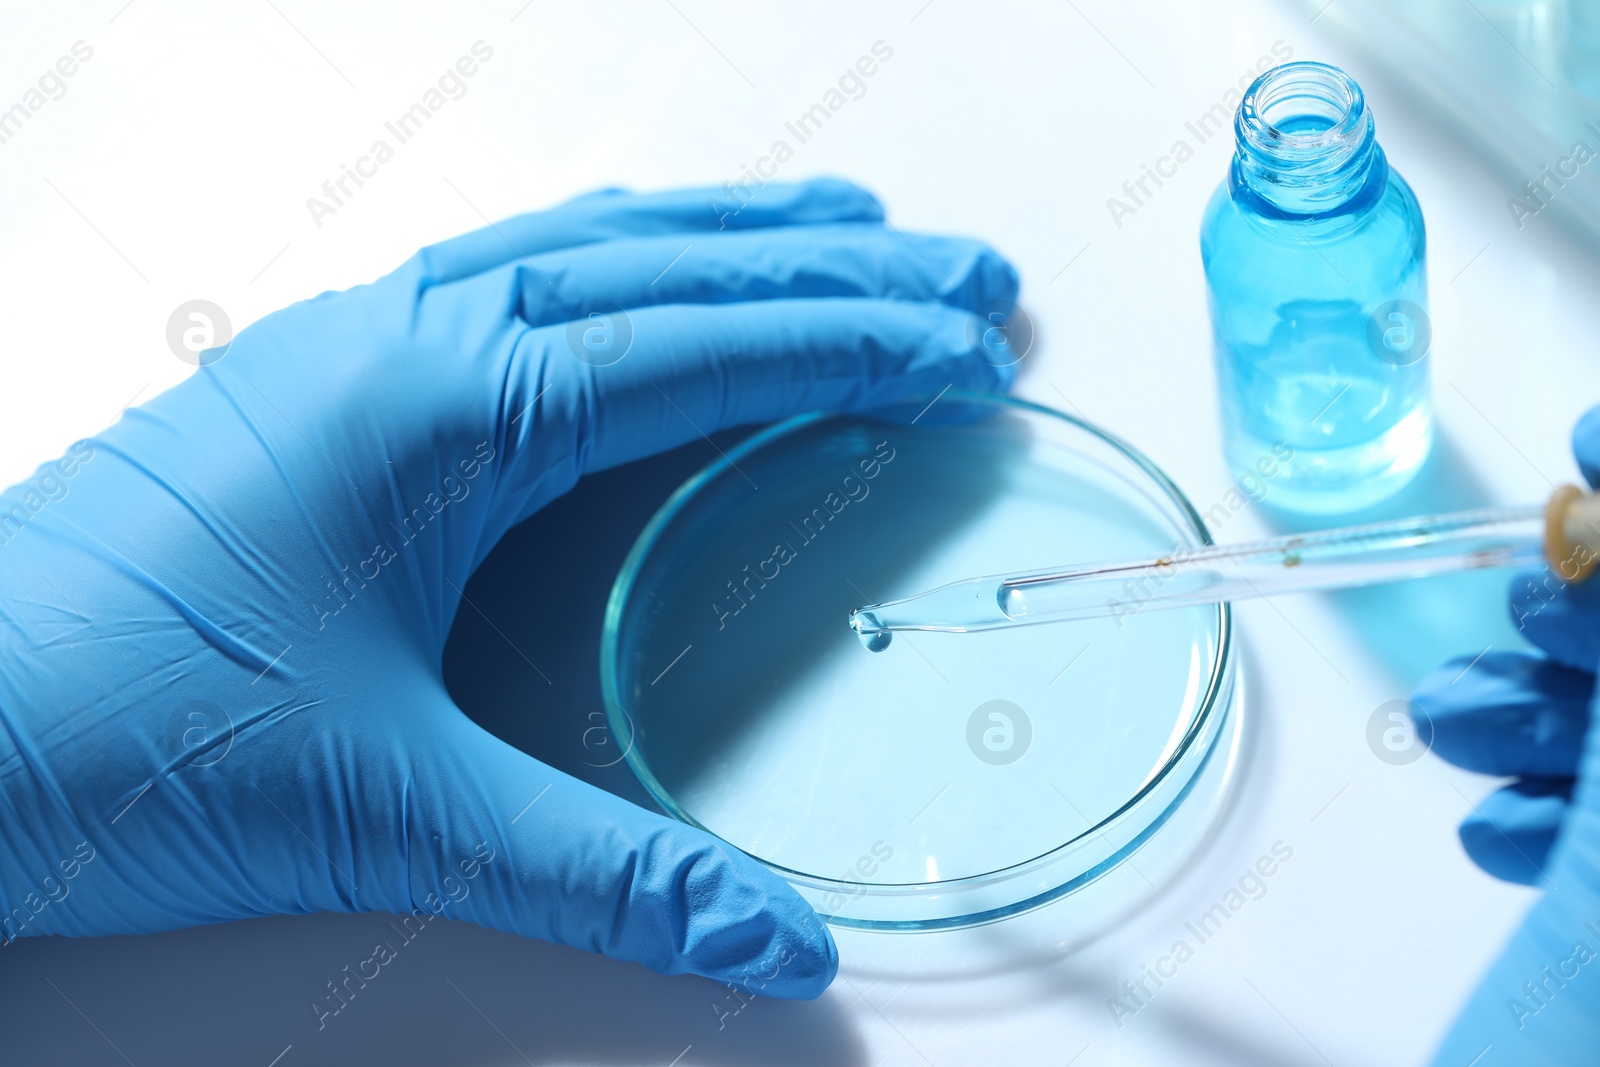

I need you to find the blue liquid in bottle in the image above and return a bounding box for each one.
[1201,61,1431,514]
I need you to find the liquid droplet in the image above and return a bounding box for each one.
[850,609,892,652]
[860,629,892,653]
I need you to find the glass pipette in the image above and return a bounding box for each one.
[848,486,1600,646]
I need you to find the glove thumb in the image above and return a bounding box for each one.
[357,710,838,999]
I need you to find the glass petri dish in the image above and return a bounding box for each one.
[602,393,1240,931]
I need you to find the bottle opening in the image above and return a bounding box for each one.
[1232,61,1380,217]
[1239,61,1364,158]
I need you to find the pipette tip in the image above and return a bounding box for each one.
[848,608,893,652]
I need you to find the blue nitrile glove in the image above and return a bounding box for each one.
[0,179,1019,998]
[1416,405,1600,1062]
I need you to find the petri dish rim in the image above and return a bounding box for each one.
[600,391,1236,922]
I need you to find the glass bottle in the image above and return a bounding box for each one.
[1201,60,1431,514]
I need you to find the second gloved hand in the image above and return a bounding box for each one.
[1418,405,1600,1062]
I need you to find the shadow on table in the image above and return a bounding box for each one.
[1258,426,1531,688]
[1143,998,1342,1067]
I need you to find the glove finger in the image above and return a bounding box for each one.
[356,711,836,999]
[1459,778,1573,886]
[1511,565,1600,672]
[1503,404,1600,669]
[1411,649,1594,777]
[492,298,1016,526]
[412,178,885,286]
[1572,402,1600,487]
[470,223,1018,325]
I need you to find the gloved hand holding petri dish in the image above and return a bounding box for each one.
[0,179,1029,998]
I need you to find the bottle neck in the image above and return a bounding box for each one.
[1230,62,1387,222]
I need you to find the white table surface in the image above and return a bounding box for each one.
[4,2,1597,1064]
